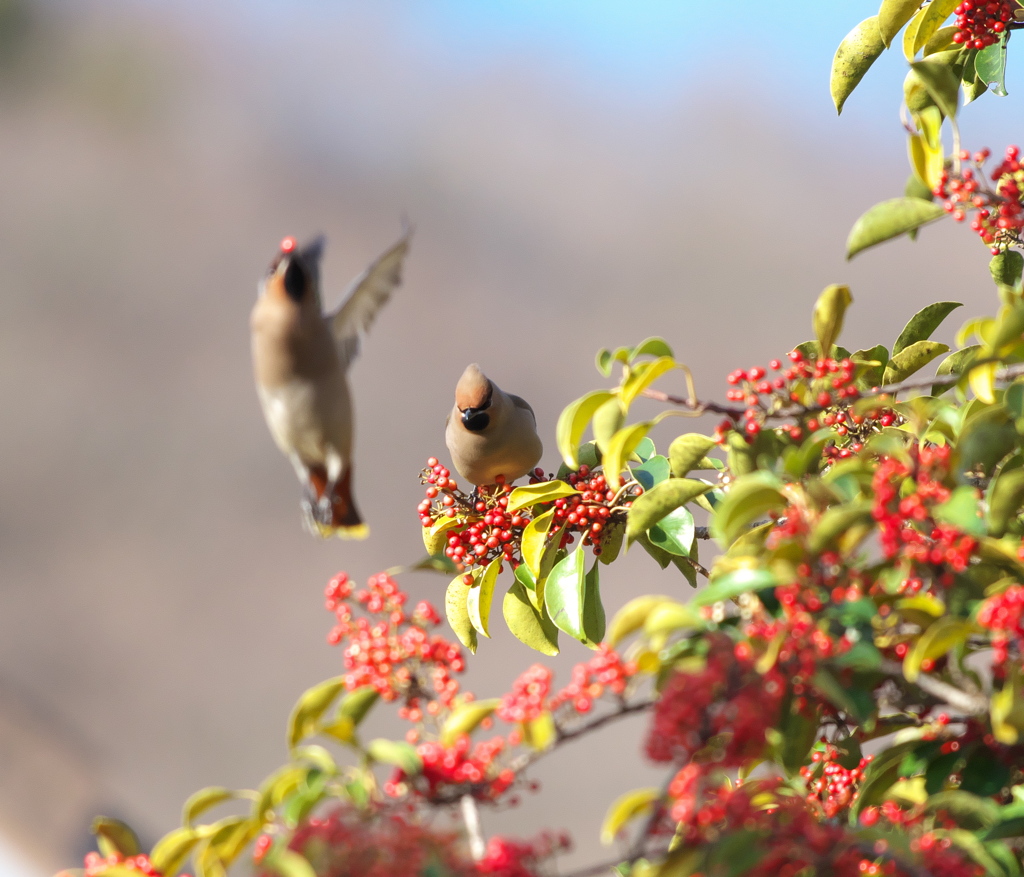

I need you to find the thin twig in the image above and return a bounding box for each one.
[878,658,988,715]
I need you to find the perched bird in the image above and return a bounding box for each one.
[251,228,411,538]
[445,364,543,487]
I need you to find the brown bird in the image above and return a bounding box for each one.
[445,364,543,487]
[251,229,411,537]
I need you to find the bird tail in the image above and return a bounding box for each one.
[308,465,369,540]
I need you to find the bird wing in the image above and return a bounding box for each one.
[328,225,412,366]
[509,394,537,422]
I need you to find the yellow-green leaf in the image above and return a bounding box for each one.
[910,58,960,118]
[847,197,946,259]
[507,480,579,513]
[522,509,554,579]
[287,676,347,750]
[604,421,653,490]
[882,339,949,384]
[625,478,709,546]
[903,617,973,682]
[621,356,678,408]
[338,685,379,727]
[422,515,465,555]
[668,434,717,477]
[522,711,557,751]
[92,818,141,857]
[992,669,1024,744]
[913,0,960,55]
[467,556,501,638]
[263,849,317,877]
[502,581,559,655]
[832,16,886,113]
[908,130,945,189]
[445,570,478,653]
[893,301,962,356]
[183,787,237,828]
[988,468,1024,536]
[556,390,616,469]
[902,2,928,59]
[813,284,853,359]
[592,397,626,454]
[969,361,998,404]
[600,787,660,845]
[879,0,925,46]
[709,472,787,547]
[150,828,202,877]
[441,698,502,746]
[606,594,676,647]
[366,739,423,775]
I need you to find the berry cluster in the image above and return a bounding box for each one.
[497,664,553,724]
[871,446,977,578]
[546,644,636,714]
[658,773,983,877]
[800,742,874,818]
[936,147,1024,254]
[386,734,515,802]
[325,572,465,715]
[718,351,861,444]
[645,634,784,765]
[952,1,1019,49]
[978,584,1024,670]
[77,853,169,877]
[547,465,639,556]
[478,833,572,877]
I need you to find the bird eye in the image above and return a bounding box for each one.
[283,259,306,301]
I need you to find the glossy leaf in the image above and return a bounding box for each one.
[647,507,696,556]
[604,421,653,490]
[934,345,981,394]
[92,818,141,857]
[694,566,777,606]
[621,356,678,409]
[445,570,478,653]
[912,0,960,55]
[507,481,578,513]
[626,478,708,545]
[846,197,946,258]
[521,509,555,580]
[597,517,625,565]
[813,284,853,360]
[600,787,660,845]
[882,339,949,384]
[893,301,962,356]
[422,515,464,556]
[582,561,605,645]
[976,33,1009,97]
[632,455,670,491]
[503,581,559,655]
[902,2,927,59]
[709,472,787,547]
[467,556,501,637]
[592,397,626,455]
[287,677,347,750]
[544,546,586,641]
[366,739,422,775]
[440,698,501,747]
[992,251,1024,291]
[556,390,616,469]
[183,787,237,827]
[903,616,974,682]
[910,58,960,118]
[831,16,886,113]
[879,0,925,46]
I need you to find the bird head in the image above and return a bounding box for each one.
[264,235,325,304]
[455,364,493,432]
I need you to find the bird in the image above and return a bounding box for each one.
[251,227,411,538]
[445,364,543,488]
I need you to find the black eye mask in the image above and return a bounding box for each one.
[460,389,492,432]
[283,259,307,302]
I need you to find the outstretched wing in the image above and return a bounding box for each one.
[328,225,412,366]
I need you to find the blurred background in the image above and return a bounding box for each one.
[0,1,1022,874]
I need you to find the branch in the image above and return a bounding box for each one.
[643,360,1024,423]
[879,659,989,716]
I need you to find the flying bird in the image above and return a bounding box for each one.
[251,228,411,537]
[445,364,543,487]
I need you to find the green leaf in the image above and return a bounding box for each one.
[150,828,202,877]
[852,344,890,389]
[183,787,237,827]
[912,0,960,54]
[507,480,579,513]
[422,515,465,556]
[556,390,617,470]
[440,698,501,746]
[626,478,709,545]
[604,421,653,490]
[990,301,1024,354]
[813,284,853,361]
[960,746,1012,797]
[668,434,717,477]
[445,570,478,653]
[879,0,925,46]
[925,792,1001,829]
[592,397,626,455]
[648,507,696,557]
[521,509,554,580]
[503,580,559,655]
[893,301,962,356]
[976,32,1009,97]
[337,686,379,728]
[882,339,949,384]
[287,677,347,750]
[92,818,141,857]
[934,345,982,395]
[910,58,960,118]
[263,849,317,877]
[467,556,501,638]
[366,739,423,775]
[808,500,875,554]
[831,16,886,113]
[633,455,671,491]
[600,788,660,845]
[812,668,874,722]
[544,546,587,641]
[606,594,679,647]
[694,566,777,606]
[597,517,625,565]
[846,197,946,259]
[903,616,974,682]
[582,561,605,645]
[988,468,1024,537]
[709,472,787,547]
[630,337,674,360]
[991,251,1024,291]
[933,485,985,536]
[621,356,677,407]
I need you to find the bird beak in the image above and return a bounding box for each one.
[461,406,490,431]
